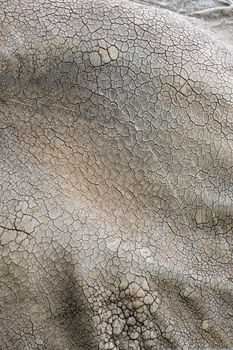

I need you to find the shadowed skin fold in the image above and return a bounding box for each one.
[0,0,233,349]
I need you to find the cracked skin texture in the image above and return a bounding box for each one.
[0,0,233,349]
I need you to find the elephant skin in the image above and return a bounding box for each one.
[0,0,233,349]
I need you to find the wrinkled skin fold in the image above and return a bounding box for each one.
[0,0,233,349]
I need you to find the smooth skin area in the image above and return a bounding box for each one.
[0,0,232,349]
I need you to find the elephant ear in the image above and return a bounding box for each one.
[129,0,233,50]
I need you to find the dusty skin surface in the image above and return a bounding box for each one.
[133,0,233,50]
[0,0,233,349]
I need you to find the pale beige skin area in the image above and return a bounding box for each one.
[0,0,233,349]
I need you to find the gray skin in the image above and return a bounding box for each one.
[0,0,233,349]
[133,0,233,50]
